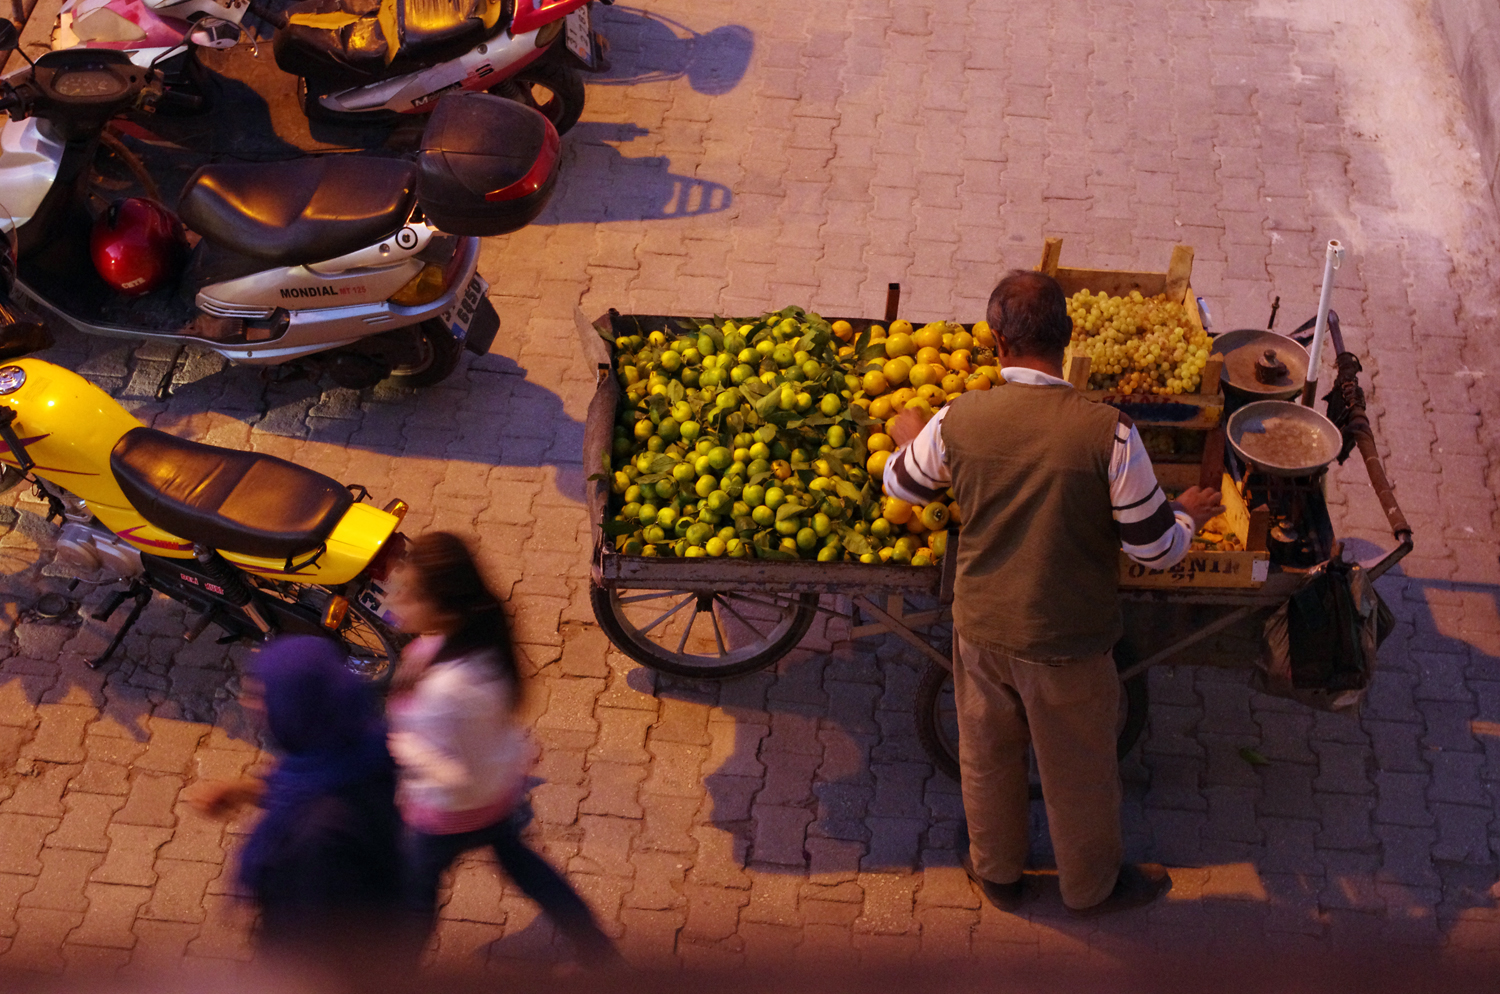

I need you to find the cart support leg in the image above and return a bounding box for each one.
[853,595,953,671]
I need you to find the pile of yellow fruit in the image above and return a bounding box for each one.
[1066,289,1212,395]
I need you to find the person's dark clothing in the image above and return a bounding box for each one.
[404,810,619,968]
[239,635,409,964]
[253,765,406,953]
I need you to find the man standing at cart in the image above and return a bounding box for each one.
[884,270,1223,917]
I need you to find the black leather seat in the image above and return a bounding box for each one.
[110,427,354,560]
[177,156,416,267]
[274,0,511,86]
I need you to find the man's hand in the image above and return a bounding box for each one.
[1170,486,1225,531]
[890,407,929,448]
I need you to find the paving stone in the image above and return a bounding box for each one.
[67,883,150,949]
[0,813,60,875]
[90,825,172,888]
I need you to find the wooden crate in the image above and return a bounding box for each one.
[1119,472,1270,589]
[1037,237,1225,430]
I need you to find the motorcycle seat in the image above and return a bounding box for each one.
[177,156,416,268]
[274,0,512,86]
[110,427,355,561]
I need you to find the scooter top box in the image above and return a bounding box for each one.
[416,92,560,237]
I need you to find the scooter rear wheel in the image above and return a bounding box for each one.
[491,58,585,136]
[389,320,464,387]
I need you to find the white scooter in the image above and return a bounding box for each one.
[50,0,606,131]
[0,32,558,388]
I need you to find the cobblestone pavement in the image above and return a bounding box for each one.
[1,0,1499,979]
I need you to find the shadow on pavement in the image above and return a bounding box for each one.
[593,6,754,97]
[535,121,732,225]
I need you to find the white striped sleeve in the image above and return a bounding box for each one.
[1110,420,1194,568]
[882,406,952,505]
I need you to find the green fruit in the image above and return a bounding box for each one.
[620,502,641,520]
[659,350,682,372]
[680,420,700,441]
[813,513,832,537]
[686,522,714,546]
[698,335,717,356]
[638,503,659,525]
[732,447,752,464]
[751,505,775,527]
[624,484,643,504]
[820,394,842,417]
[730,364,754,385]
[775,517,801,537]
[654,479,677,501]
[801,360,822,380]
[685,545,707,558]
[633,419,654,442]
[827,425,847,448]
[795,392,814,412]
[671,401,693,421]
[695,475,718,499]
[747,458,771,477]
[706,490,732,513]
[764,487,786,510]
[672,462,696,484]
[658,417,680,442]
[727,538,749,558]
[657,506,678,528]
[817,544,841,562]
[743,484,766,507]
[708,446,732,471]
[796,527,818,550]
[643,524,667,545]
[646,435,665,453]
[749,442,771,461]
[716,387,742,409]
[623,537,644,556]
[732,500,751,518]
[705,536,727,557]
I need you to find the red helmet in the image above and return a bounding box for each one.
[91,198,187,297]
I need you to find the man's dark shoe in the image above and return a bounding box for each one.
[1066,863,1172,918]
[956,840,1027,911]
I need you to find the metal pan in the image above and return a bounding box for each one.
[1212,329,1308,402]
[1226,400,1342,476]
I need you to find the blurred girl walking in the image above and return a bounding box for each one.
[386,531,620,968]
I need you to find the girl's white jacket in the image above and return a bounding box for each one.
[387,637,533,819]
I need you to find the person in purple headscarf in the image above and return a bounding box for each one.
[188,635,408,965]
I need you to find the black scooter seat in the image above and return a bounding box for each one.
[177,156,416,267]
[110,427,354,560]
[274,0,512,87]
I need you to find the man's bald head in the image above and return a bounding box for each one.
[986,271,1073,362]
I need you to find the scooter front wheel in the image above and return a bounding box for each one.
[491,59,585,135]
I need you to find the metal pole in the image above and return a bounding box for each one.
[1302,239,1346,406]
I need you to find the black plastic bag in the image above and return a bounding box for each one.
[1258,555,1393,712]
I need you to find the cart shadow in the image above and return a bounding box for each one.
[633,569,1500,943]
[593,6,754,96]
[533,122,732,225]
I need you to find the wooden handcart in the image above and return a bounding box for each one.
[580,255,1412,780]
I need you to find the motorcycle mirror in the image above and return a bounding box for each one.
[0,19,18,53]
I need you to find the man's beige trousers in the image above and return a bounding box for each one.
[952,634,1124,909]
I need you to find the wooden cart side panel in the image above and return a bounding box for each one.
[583,367,621,565]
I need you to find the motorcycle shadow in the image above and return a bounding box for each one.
[593,5,754,96]
[533,122,732,225]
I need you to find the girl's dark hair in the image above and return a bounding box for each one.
[405,531,520,692]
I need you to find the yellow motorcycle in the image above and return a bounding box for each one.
[0,308,410,680]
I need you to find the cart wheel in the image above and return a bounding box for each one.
[915,652,1149,796]
[590,582,819,679]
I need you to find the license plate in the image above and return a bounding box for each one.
[564,5,593,68]
[356,580,400,627]
[446,274,489,342]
